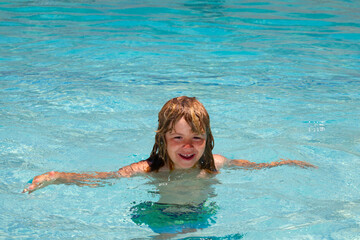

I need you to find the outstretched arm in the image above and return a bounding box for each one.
[22,160,150,194]
[229,158,317,169]
[213,154,317,170]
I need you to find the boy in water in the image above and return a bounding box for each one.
[23,96,316,194]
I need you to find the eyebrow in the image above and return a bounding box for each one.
[168,131,205,137]
[168,131,182,135]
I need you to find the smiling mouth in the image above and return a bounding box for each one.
[179,153,195,160]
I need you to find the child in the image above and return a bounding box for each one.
[23,96,316,194]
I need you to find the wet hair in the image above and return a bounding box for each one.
[147,96,217,173]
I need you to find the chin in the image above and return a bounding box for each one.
[175,161,198,170]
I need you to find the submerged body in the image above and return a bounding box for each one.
[131,168,220,235]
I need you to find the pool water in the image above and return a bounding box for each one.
[1,0,359,239]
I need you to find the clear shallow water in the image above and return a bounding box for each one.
[1,0,359,239]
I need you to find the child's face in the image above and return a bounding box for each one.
[165,117,206,170]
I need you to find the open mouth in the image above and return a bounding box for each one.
[179,153,195,160]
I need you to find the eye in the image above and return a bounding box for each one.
[193,136,204,141]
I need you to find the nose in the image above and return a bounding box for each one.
[183,139,194,148]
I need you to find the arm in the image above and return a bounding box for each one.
[213,154,317,170]
[22,160,150,194]
[229,158,317,169]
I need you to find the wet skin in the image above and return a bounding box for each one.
[165,117,206,170]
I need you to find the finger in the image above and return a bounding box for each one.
[22,178,34,193]
[22,182,42,194]
[22,174,51,194]
[305,162,318,168]
[22,185,36,194]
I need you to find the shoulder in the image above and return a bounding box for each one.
[213,154,229,170]
[130,160,151,172]
[117,160,151,177]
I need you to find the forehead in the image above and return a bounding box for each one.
[168,117,205,134]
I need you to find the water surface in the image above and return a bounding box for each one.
[0,0,359,239]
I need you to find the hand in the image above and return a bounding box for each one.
[22,171,59,194]
[277,159,318,168]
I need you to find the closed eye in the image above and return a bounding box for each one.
[193,136,205,140]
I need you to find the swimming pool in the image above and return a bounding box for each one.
[1,0,359,238]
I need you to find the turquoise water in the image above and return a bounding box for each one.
[1,0,360,239]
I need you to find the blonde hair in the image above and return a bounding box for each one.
[147,96,217,172]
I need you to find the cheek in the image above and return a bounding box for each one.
[196,139,206,147]
[166,140,178,153]
[195,141,206,152]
